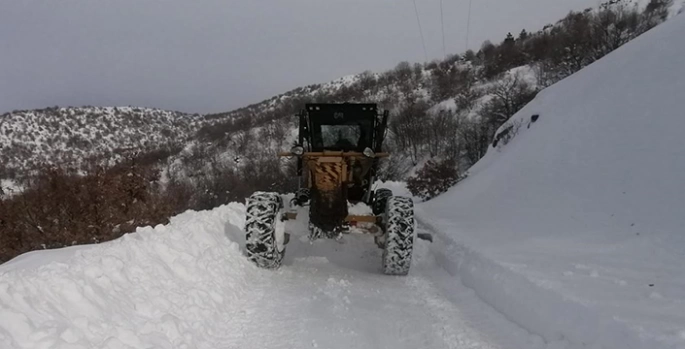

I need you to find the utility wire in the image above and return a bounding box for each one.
[440,0,446,58]
[412,0,428,62]
[465,0,473,51]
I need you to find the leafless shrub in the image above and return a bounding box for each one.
[481,73,538,129]
[407,159,466,201]
[388,101,431,165]
[492,119,524,149]
[460,118,496,167]
[0,154,180,262]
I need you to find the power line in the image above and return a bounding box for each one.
[465,0,473,51]
[412,0,428,62]
[440,0,446,58]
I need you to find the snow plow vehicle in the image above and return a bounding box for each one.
[244,103,416,275]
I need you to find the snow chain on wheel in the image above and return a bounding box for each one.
[382,196,415,276]
[373,188,393,215]
[245,192,284,269]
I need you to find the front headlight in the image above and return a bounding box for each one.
[363,147,375,158]
[291,146,305,156]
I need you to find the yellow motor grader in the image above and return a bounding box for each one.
[244,103,416,275]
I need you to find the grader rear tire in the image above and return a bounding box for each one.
[381,196,415,276]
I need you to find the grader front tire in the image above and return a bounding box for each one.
[245,192,285,269]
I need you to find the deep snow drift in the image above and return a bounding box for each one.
[421,12,685,349]
[0,196,541,349]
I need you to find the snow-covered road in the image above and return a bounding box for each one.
[233,224,534,349]
[0,203,534,349]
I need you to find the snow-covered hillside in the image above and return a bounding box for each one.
[3,9,684,344]
[0,106,211,175]
[1,5,684,349]
[422,11,685,348]
[2,0,679,187]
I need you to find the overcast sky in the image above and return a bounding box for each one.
[0,0,602,114]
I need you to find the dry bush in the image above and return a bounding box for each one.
[388,101,431,165]
[481,73,538,129]
[407,159,465,201]
[492,119,524,149]
[0,156,180,262]
[459,118,498,167]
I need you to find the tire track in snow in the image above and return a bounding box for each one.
[218,222,532,349]
[413,223,544,349]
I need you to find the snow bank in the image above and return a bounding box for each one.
[421,14,685,349]
[0,196,533,349]
[375,180,413,200]
[0,203,253,349]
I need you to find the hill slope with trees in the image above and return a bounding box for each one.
[0,0,679,261]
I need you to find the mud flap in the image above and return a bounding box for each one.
[417,232,433,243]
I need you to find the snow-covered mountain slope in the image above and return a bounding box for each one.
[0,197,545,349]
[0,106,208,175]
[421,12,685,349]
[3,0,679,185]
[2,11,684,346]
[2,7,684,349]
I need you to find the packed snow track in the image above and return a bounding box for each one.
[0,203,535,349]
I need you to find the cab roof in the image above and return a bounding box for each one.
[305,103,378,123]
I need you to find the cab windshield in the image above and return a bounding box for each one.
[321,124,361,150]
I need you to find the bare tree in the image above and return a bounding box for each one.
[426,110,463,160]
[482,73,538,129]
[388,101,430,165]
[460,119,496,167]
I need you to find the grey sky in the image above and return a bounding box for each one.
[0,0,601,114]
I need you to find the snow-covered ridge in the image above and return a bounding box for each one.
[0,106,214,175]
[3,0,681,184]
[423,11,685,349]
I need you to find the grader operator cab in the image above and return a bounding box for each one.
[244,103,416,275]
